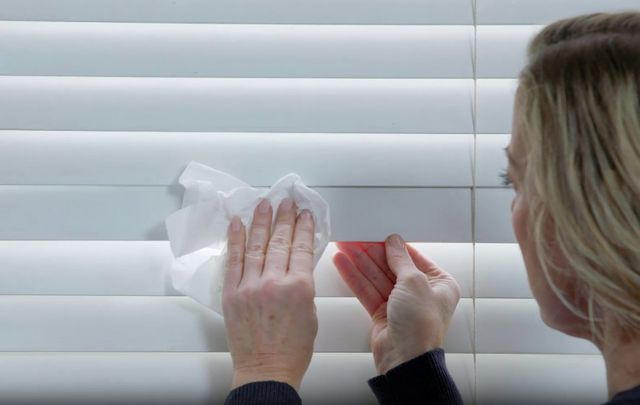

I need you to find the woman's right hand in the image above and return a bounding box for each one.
[333,234,461,375]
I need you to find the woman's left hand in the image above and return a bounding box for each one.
[222,197,318,391]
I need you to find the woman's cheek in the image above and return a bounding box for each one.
[510,192,590,338]
[511,192,525,245]
[511,193,549,317]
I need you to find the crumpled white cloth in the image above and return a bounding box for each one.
[165,162,331,315]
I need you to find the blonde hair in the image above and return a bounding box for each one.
[516,12,640,340]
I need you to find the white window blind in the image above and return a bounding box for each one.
[0,1,636,403]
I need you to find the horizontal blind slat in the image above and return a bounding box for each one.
[477,354,606,405]
[0,352,476,404]
[0,186,472,241]
[476,134,510,187]
[475,188,516,243]
[0,0,473,24]
[476,79,517,134]
[475,244,530,298]
[0,131,474,187]
[0,77,474,133]
[0,296,601,354]
[0,22,474,78]
[0,296,474,353]
[478,0,639,24]
[476,26,541,78]
[476,299,599,354]
[0,242,474,298]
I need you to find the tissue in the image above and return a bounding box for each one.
[165,162,331,315]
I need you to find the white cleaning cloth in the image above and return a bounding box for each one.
[165,162,331,315]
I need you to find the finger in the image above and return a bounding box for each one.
[263,197,297,277]
[359,242,396,284]
[288,209,315,277]
[223,216,246,290]
[335,242,394,298]
[243,198,273,284]
[384,234,419,280]
[336,242,392,280]
[405,244,455,283]
[405,244,441,277]
[333,252,384,317]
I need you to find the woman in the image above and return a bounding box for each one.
[221,12,640,405]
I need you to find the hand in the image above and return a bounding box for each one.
[222,198,318,391]
[333,234,461,375]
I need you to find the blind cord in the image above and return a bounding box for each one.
[471,0,479,403]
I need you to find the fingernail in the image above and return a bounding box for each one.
[258,198,270,214]
[300,209,312,221]
[230,216,242,231]
[281,197,293,211]
[389,234,404,249]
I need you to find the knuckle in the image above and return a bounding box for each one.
[452,279,462,296]
[251,223,269,235]
[404,271,427,286]
[227,251,243,267]
[292,288,315,303]
[261,276,281,289]
[290,276,315,300]
[248,227,269,242]
[238,285,259,301]
[269,231,292,248]
[244,250,264,262]
[291,242,314,257]
[296,219,314,232]
[273,222,294,235]
[247,239,265,253]
[267,243,290,257]
[260,276,287,297]
[452,283,462,302]
[388,251,407,262]
[222,292,237,310]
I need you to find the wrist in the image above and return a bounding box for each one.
[232,369,301,391]
[377,345,440,375]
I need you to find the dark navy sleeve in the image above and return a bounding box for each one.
[224,381,301,405]
[607,384,640,404]
[368,349,464,404]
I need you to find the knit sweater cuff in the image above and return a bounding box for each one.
[224,381,301,405]
[368,349,463,404]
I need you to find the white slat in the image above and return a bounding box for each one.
[475,243,530,298]
[475,188,515,243]
[0,296,474,353]
[0,77,474,133]
[0,242,474,298]
[0,187,472,241]
[476,299,599,354]
[476,79,517,134]
[477,26,541,78]
[0,352,235,405]
[0,131,474,187]
[478,0,640,24]
[0,22,474,78]
[0,352,476,404]
[0,241,177,296]
[0,0,473,24]
[476,133,510,187]
[476,354,606,405]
